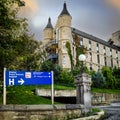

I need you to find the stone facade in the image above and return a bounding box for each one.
[112,30,120,47]
[43,3,120,71]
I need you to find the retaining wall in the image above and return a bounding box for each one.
[36,89,120,104]
[0,104,83,120]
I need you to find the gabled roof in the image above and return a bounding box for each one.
[59,2,71,17]
[72,28,120,51]
[45,17,53,29]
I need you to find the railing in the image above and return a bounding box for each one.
[46,53,58,60]
[46,40,58,47]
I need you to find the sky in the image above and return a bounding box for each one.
[19,0,120,41]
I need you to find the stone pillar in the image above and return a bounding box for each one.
[74,73,92,109]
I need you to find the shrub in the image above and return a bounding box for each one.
[92,70,106,88]
[40,61,62,83]
[102,66,117,89]
[59,70,74,86]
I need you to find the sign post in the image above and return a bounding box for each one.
[3,70,54,105]
[3,68,6,105]
[51,71,54,105]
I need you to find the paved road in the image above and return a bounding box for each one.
[96,102,120,120]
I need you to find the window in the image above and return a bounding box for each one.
[89,52,92,62]
[89,40,92,50]
[104,57,107,66]
[111,58,113,68]
[55,29,59,43]
[80,37,83,46]
[63,56,66,65]
[62,42,66,50]
[97,54,100,64]
[116,51,118,59]
[89,64,92,70]
[110,48,112,57]
[98,66,100,71]
[117,60,119,65]
[103,46,106,55]
[96,43,99,53]
[116,51,119,66]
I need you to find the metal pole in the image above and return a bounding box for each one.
[81,61,84,74]
[3,68,6,105]
[51,71,54,105]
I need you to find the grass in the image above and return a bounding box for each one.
[92,108,100,113]
[0,85,74,105]
[0,86,53,105]
[91,88,120,95]
[40,84,75,90]
[0,85,120,105]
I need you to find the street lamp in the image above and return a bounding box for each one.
[78,54,86,74]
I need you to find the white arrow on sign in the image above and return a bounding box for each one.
[18,78,24,85]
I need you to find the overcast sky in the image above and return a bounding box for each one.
[19,0,120,41]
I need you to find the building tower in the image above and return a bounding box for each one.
[43,3,120,71]
[55,2,72,69]
[43,17,53,45]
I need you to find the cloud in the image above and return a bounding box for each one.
[106,0,120,11]
[19,0,39,18]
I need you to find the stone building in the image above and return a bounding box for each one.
[43,3,120,71]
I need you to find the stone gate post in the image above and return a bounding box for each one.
[74,73,92,109]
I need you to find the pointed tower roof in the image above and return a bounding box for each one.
[59,2,71,17]
[45,17,53,29]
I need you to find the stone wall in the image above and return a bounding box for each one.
[0,104,83,120]
[92,93,120,105]
[36,89,120,104]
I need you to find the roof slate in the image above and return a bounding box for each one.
[59,3,71,17]
[72,28,120,51]
[45,17,53,29]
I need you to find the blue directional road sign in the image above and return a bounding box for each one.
[6,71,53,86]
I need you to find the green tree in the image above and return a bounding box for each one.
[59,70,74,86]
[113,67,120,89]
[0,0,25,79]
[12,35,41,71]
[40,61,62,83]
[0,0,41,81]
[102,66,116,89]
[92,71,106,88]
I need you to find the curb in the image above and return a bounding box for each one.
[72,110,105,120]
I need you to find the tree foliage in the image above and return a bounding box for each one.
[92,71,106,88]
[101,66,116,89]
[65,34,88,72]
[40,61,62,82]
[66,41,74,70]
[74,34,87,67]
[0,0,42,81]
[113,66,120,89]
[59,70,74,86]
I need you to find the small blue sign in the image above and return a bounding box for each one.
[6,71,52,86]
